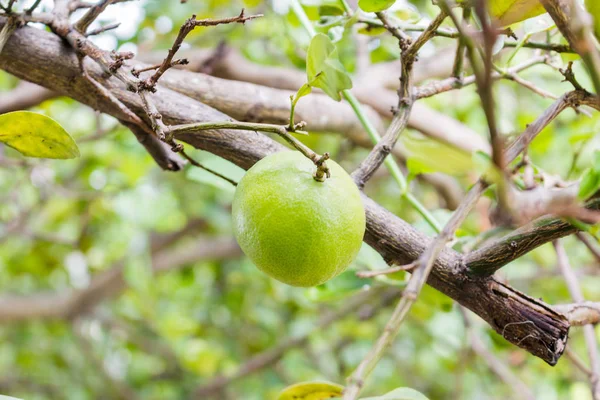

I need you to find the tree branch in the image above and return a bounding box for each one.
[554,302,600,326]
[0,21,575,365]
[465,198,600,276]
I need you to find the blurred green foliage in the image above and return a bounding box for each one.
[0,0,599,399]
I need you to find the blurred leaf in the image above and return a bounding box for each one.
[361,387,430,400]
[358,0,395,13]
[318,4,344,16]
[402,131,476,176]
[586,0,600,39]
[392,3,420,23]
[0,111,79,159]
[358,25,387,36]
[489,0,546,26]
[306,33,353,101]
[492,35,505,55]
[0,396,24,400]
[278,381,344,400]
[522,13,555,34]
[579,150,600,200]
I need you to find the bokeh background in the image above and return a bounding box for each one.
[0,0,599,399]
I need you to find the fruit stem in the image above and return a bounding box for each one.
[313,152,331,182]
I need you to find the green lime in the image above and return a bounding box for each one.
[232,151,366,287]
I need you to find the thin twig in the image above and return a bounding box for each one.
[460,308,536,400]
[554,240,600,400]
[416,55,548,99]
[170,120,331,180]
[179,149,238,186]
[85,22,120,36]
[26,0,43,14]
[131,58,188,77]
[356,262,415,278]
[139,10,262,91]
[0,14,17,54]
[74,0,119,33]
[344,181,484,400]
[554,301,600,326]
[351,11,447,187]
[452,7,471,79]
[576,232,600,265]
[566,346,595,377]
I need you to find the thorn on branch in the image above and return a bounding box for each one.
[108,50,134,73]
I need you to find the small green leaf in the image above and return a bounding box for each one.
[361,387,430,400]
[358,0,395,13]
[489,0,546,26]
[586,0,600,39]
[579,151,600,200]
[278,381,344,400]
[306,33,353,101]
[295,83,313,103]
[0,111,79,159]
[578,168,600,200]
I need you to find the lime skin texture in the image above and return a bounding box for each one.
[232,151,366,287]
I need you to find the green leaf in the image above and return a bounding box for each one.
[278,381,344,400]
[318,4,344,17]
[0,111,79,159]
[401,131,478,176]
[489,0,546,26]
[306,33,353,101]
[579,151,600,200]
[361,387,430,400]
[0,396,24,400]
[578,168,600,200]
[586,0,600,39]
[358,0,395,13]
[295,83,313,103]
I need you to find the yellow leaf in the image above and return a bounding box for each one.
[490,0,546,26]
[277,381,344,400]
[0,111,79,159]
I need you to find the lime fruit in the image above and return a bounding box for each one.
[232,151,366,287]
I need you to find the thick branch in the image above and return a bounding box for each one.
[465,198,600,276]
